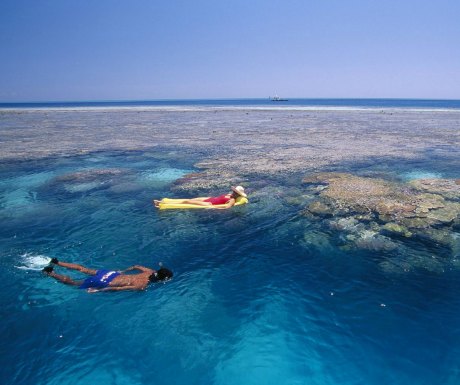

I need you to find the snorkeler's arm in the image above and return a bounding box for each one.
[87,285,144,293]
[123,265,152,273]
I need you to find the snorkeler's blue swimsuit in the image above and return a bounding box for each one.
[79,270,120,289]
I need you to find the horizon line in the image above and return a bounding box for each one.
[1,96,460,104]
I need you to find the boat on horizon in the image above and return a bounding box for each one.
[270,95,288,102]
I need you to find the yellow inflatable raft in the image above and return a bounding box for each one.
[155,196,248,210]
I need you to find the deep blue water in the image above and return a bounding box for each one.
[1,106,460,384]
[1,98,460,110]
[1,152,459,385]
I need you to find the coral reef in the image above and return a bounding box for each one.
[302,173,460,251]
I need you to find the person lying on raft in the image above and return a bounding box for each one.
[154,185,247,209]
[43,258,173,293]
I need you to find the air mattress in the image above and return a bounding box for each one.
[155,196,248,210]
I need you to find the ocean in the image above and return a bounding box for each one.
[1,99,459,385]
[2,98,460,110]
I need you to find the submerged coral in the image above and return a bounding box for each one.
[2,109,459,181]
[54,168,128,183]
[302,173,460,253]
[45,168,130,194]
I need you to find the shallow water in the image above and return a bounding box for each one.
[1,107,460,385]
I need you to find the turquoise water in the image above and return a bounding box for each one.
[1,150,459,385]
[1,103,460,384]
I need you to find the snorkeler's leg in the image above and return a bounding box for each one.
[43,267,82,286]
[53,261,97,275]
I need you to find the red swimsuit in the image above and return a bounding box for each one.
[203,194,231,205]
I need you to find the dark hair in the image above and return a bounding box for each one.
[149,268,173,282]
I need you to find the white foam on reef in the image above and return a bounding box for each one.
[3,105,460,113]
[401,170,444,181]
[15,253,51,271]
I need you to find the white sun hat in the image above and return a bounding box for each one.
[231,185,247,198]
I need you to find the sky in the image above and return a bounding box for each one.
[0,0,459,102]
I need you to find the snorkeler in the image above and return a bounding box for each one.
[43,258,173,293]
[154,185,247,209]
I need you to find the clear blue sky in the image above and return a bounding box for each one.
[1,0,459,101]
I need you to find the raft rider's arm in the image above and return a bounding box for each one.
[208,197,236,210]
